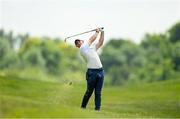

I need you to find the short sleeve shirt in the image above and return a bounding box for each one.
[80,42,102,69]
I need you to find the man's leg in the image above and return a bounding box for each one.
[94,70,104,110]
[81,70,96,108]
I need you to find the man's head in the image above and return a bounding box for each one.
[74,39,84,48]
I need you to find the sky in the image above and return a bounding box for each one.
[1,0,180,43]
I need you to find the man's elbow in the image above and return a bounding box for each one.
[100,39,104,45]
[99,42,103,47]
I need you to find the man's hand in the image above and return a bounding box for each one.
[95,28,101,33]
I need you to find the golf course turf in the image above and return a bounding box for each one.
[0,75,179,118]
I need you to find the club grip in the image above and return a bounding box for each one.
[100,27,104,30]
[93,27,104,31]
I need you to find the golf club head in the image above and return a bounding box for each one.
[69,82,72,85]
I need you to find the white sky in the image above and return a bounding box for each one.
[1,0,180,43]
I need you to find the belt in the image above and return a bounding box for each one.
[87,68,103,71]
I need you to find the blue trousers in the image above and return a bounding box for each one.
[81,68,104,110]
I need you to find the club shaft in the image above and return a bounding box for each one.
[65,30,95,39]
[65,27,103,40]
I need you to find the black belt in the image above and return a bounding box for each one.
[88,68,103,71]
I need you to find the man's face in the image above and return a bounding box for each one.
[76,40,84,48]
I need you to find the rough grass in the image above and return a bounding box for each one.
[0,75,180,118]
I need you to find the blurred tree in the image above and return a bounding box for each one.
[168,22,180,43]
[140,33,173,81]
[19,37,62,74]
[21,46,45,68]
[168,22,180,71]
[40,40,61,73]
[59,42,83,71]
[0,36,18,69]
[17,33,29,48]
[101,39,145,85]
[171,42,180,70]
[0,29,4,37]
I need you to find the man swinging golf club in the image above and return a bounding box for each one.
[74,28,104,111]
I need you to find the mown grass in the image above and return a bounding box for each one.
[0,75,179,118]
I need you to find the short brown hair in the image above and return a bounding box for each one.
[74,39,80,46]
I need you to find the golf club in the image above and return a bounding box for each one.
[64,27,104,42]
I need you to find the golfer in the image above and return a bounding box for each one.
[75,28,104,111]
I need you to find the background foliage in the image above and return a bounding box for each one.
[0,22,180,85]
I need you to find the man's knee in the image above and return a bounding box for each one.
[95,91,101,97]
[85,89,93,96]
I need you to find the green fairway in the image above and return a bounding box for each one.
[0,75,180,118]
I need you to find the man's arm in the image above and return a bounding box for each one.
[96,31,104,50]
[88,28,100,46]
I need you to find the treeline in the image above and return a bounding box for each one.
[0,22,180,85]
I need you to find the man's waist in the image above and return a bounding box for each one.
[87,67,103,71]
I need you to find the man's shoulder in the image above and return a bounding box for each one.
[80,42,89,50]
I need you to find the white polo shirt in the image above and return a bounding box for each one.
[80,42,102,69]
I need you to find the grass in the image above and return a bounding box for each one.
[0,75,180,118]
